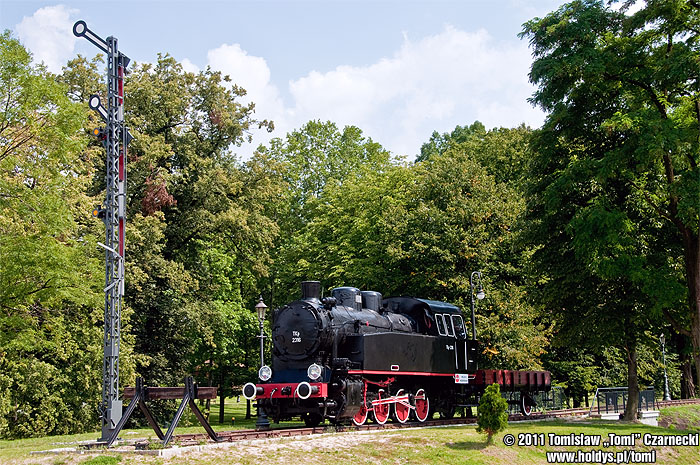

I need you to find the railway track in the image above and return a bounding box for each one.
[657,398,700,407]
[137,399,698,448]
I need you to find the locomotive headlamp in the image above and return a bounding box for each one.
[258,365,272,382]
[307,363,322,380]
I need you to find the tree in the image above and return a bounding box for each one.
[56,51,279,424]
[418,121,486,162]
[410,130,549,369]
[257,120,393,305]
[477,383,508,444]
[521,0,699,409]
[0,31,107,437]
[120,54,278,409]
[417,122,532,188]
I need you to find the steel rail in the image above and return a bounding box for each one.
[142,400,699,447]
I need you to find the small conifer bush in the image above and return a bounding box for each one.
[476,383,508,444]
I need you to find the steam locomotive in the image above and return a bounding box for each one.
[243,281,551,426]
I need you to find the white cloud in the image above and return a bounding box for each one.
[286,25,543,158]
[13,8,545,160]
[184,24,546,160]
[204,43,290,156]
[16,5,79,73]
[180,58,200,74]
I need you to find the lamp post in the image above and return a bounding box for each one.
[470,271,485,340]
[255,296,270,431]
[256,296,268,367]
[660,334,671,401]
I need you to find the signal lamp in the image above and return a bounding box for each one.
[89,95,101,109]
[92,127,106,140]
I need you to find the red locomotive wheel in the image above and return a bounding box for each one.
[373,390,390,425]
[352,402,368,426]
[414,388,430,422]
[393,389,410,423]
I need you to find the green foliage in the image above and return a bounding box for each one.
[418,121,531,188]
[418,121,486,162]
[117,54,278,408]
[1,38,277,436]
[521,0,700,386]
[0,31,107,438]
[476,383,508,444]
[258,120,394,304]
[145,441,165,450]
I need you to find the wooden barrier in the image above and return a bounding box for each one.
[104,377,220,448]
[123,386,217,400]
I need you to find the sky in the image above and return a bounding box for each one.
[0,0,568,160]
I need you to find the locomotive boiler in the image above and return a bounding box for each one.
[243,281,550,426]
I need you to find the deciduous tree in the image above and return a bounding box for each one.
[521,0,699,413]
[0,31,106,437]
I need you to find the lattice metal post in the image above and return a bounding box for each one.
[73,20,132,442]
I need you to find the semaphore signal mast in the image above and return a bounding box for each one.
[73,20,132,442]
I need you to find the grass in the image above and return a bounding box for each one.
[659,404,700,431]
[2,401,700,465]
[81,457,122,465]
[0,397,302,463]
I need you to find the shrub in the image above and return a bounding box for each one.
[476,383,508,444]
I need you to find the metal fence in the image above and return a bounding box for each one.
[589,386,656,416]
[502,386,569,414]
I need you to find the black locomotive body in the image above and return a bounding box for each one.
[243,281,550,426]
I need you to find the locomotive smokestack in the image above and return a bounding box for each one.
[301,281,321,301]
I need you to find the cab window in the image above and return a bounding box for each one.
[444,315,455,337]
[452,315,466,340]
[436,314,447,336]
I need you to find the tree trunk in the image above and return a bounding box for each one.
[623,342,639,421]
[218,361,225,424]
[676,333,696,399]
[681,360,696,399]
[682,232,700,396]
